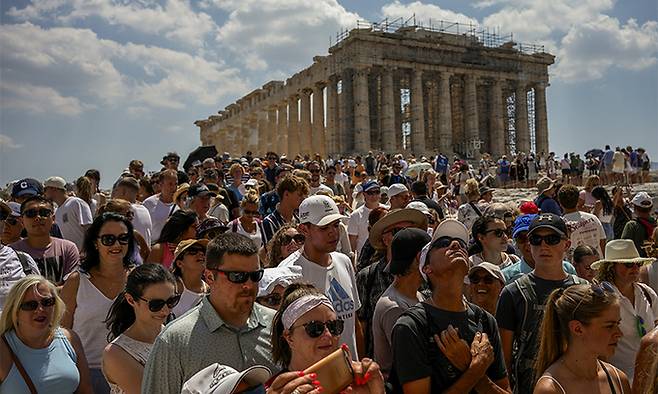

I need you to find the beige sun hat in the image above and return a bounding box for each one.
[590,239,654,270]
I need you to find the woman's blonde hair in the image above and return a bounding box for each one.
[464,178,480,199]
[229,163,243,178]
[594,261,617,283]
[97,198,132,217]
[76,176,94,206]
[584,175,601,191]
[0,275,65,337]
[534,283,619,378]
[241,189,260,208]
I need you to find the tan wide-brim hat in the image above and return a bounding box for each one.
[590,239,654,270]
[173,239,209,262]
[173,183,190,202]
[369,208,428,250]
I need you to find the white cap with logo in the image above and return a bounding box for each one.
[298,195,347,226]
[181,364,271,394]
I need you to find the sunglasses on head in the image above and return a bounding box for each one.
[282,233,305,245]
[23,208,52,219]
[99,233,131,246]
[20,297,56,311]
[485,229,507,238]
[528,233,564,246]
[432,236,467,249]
[572,281,615,320]
[292,320,344,338]
[138,294,181,312]
[256,293,283,308]
[210,269,264,284]
[469,274,497,285]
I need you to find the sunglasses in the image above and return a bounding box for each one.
[515,233,529,244]
[292,320,344,338]
[138,294,181,312]
[20,297,56,311]
[256,293,283,308]
[243,209,260,216]
[469,274,497,285]
[210,269,264,284]
[99,233,131,246]
[484,229,507,238]
[618,262,644,268]
[4,216,19,226]
[528,233,564,246]
[23,208,53,219]
[432,236,467,249]
[572,281,615,320]
[365,190,381,196]
[282,233,305,245]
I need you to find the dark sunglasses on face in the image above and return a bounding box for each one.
[528,233,564,246]
[432,236,467,249]
[365,190,381,196]
[23,208,53,219]
[99,233,131,246]
[282,233,305,245]
[210,269,264,284]
[138,294,181,312]
[485,229,507,238]
[20,297,56,311]
[469,274,496,285]
[619,262,643,269]
[257,293,283,308]
[293,319,345,338]
[4,216,19,226]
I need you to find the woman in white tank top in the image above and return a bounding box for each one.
[533,283,631,394]
[170,239,209,318]
[102,264,178,394]
[60,213,136,394]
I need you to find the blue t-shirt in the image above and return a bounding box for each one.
[502,258,578,284]
[435,155,448,173]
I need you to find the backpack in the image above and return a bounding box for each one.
[511,273,588,393]
[15,251,35,275]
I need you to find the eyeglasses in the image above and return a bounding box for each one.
[256,293,282,308]
[484,229,507,238]
[528,233,564,246]
[365,190,381,196]
[99,233,131,246]
[469,274,496,285]
[20,297,56,311]
[4,216,19,226]
[618,262,644,269]
[432,236,467,249]
[209,269,264,284]
[572,281,615,320]
[138,294,181,312]
[23,208,53,219]
[291,320,344,338]
[282,233,305,245]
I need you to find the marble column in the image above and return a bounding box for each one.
[381,67,396,152]
[464,74,480,160]
[437,71,453,156]
[339,70,354,152]
[353,67,371,153]
[515,83,530,154]
[411,69,426,154]
[288,96,300,157]
[257,111,267,155]
[267,107,277,154]
[300,89,312,155]
[247,115,258,154]
[276,101,288,154]
[312,84,325,157]
[534,83,549,155]
[490,79,505,158]
[393,73,402,152]
[325,77,338,156]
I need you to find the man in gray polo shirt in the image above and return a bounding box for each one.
[142,233,276,393]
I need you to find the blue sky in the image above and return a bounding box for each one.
[1,0,656,188]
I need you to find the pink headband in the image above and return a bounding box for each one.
[282,294,334,330]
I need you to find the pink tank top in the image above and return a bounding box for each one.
[161,243,175,269]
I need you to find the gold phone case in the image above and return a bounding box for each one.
[303,347,354,394]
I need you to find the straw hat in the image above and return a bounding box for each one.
[590,239,654,270]
[173,239,209,261]
[173,183,190,202]
[369,208,428,250]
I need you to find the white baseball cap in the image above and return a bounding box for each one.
[298,195,347,226]
[419,219,470,281]
[406,201,430,216]
[631,192,653,208]
[388,183,408,198]
[181,364,271,394]
[44,176,67,191]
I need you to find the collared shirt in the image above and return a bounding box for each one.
[141,297,277,394]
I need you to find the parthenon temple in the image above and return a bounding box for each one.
[195,19,555,160]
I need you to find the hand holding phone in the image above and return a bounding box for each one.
[303,346,353,394]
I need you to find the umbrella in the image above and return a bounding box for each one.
[183,145,218,171]
[404,162,432,178]
[585,149,604,159]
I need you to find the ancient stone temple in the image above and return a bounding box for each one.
[195,20,555,160]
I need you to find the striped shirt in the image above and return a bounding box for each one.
[259,209,298,244]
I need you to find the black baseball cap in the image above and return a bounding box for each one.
[12,178,43,198]
[527,213,568,237]
[188,183,217,199]
[390,228,431,275]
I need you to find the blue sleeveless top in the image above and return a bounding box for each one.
[1,328,79,394]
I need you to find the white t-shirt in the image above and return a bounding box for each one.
[563,211,606,262]
[55,196,93,251]
[208,202,230,223]
[280,250,361,359]
[609,283,658,381]
[142,194,177,243]
[132,203,153,246]
[0,245,28,313]
[231,219,263,248]
[309,184,334,196]
[347,205,372,255]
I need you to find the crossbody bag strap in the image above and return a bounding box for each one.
[1,334,37,394]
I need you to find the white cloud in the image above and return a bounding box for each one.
[7,0,217,49]
[0,134,23,149]
[212,0,360,72]
[1,81,91,116]
[381,1,479,27]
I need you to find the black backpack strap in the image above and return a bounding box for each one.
[15,251,34,275]
[637,283,654,308]
[469,202,483,218]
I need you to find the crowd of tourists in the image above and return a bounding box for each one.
[0,146,656,394]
